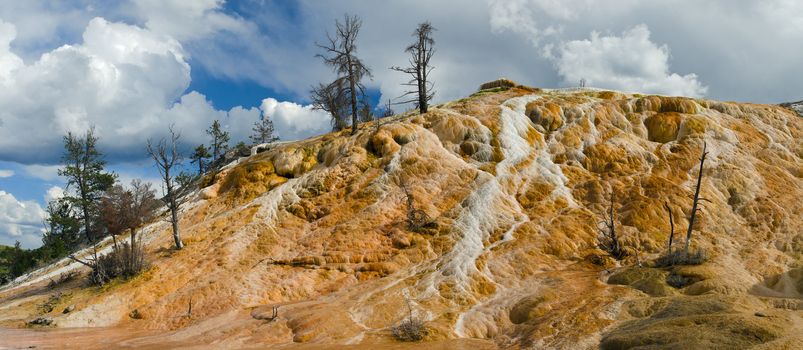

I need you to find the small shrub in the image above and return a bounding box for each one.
[588,254,603,266]
[391,298,428,342]
[38,293,63,313]
[391,317,427,342]
[234,141,251,157]
[597,196,626,260]
[654,248,707,267]
[478,78,517,91]
[403,187,431,232]
[129,309,143,319]
[90,242,146,285]
[598,235,627,260]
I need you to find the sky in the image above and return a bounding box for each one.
[1,0,802,248]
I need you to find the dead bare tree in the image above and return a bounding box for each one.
[391,21,436,114]
[252,305,279,322]
[391,297,427,341]
[664,201,675,255]
[685,142,708,253]
[311,81,350,131]
[316,14,372,135]
[403,186,430,231]
[147,126,184,250]
[128,180,160,248]
[598,194,625,260]
[66,180,158,285]
[99,185,133,250]
[381,98,395,118]
[634,231,643,267]
[358,97,373,123]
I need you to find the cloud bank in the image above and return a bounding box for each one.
[551,25,707,97]
[0,16,329,165]
[0,191,45,248]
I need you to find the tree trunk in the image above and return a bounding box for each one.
[685,142,707,253]
[665,201,674,254]
[418,68,426,113]
[78,172,92,243]
[347,55,358,135]
[166,169,183,250]
[130,228,138,266]
[80,143,92,243]
[418,44,427,114]
[81,204,92,243]
[170,201,183,249]
[111,233,118,251]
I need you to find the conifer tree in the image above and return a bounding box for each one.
[43,198,82,253]
[206,120,230,161]
[250,116,279,145]
[58,127,116,243]
[189,144,211,174]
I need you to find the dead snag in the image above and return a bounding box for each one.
[598,194,626,260]
[147,125,184,250]
[685,142,708,253]
[664,201,675,255]
[403,186,431,231]
[316,14,372,135]
[390,21,436,114]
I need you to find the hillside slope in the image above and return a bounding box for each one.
[1,82,801,349]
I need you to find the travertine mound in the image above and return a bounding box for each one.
[1,84,801,349]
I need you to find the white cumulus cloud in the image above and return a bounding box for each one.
[0,190,46,248]
[43,186,64,204]
[552,25,707,97]
[0,16,325,165]
[260,98,332,141]
[132,0,250,42]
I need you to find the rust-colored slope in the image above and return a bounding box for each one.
[1,84,801,349]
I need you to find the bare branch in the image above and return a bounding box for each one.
[68,255,95,268]
[147,125,184,250]
[315,14,372,135]
[390,22,436,114]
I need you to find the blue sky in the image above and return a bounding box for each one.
[1,0,803,247]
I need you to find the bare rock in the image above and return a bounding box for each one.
[200,183,220,199]
[27,317,53,326]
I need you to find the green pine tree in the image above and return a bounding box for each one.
[58,128,116,243]
[250,116,279,145]
[206,120,230,162]
[190,144,212,174]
